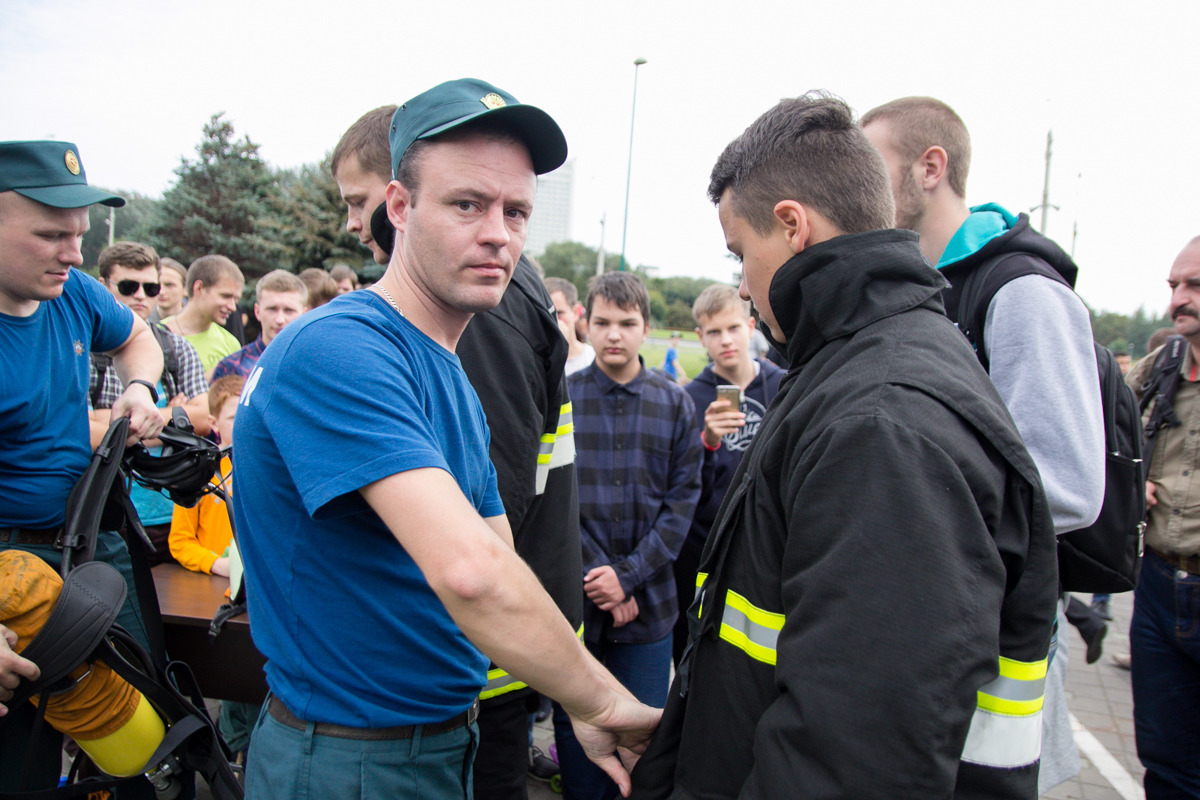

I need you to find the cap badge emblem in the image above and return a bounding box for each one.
[480,93,506,110]
[64,150,81,176]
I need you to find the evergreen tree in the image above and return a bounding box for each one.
[133,113,288,282]
[262,158,368,273]
[80,190,160,272]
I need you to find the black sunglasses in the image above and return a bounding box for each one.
[113,279,161,297]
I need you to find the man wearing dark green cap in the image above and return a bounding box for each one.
[235,80,659,800]
[0,140,167,792]
[334,88,586,800]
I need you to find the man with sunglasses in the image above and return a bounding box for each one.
[89,241,210,567]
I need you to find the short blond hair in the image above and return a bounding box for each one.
[692,284,750,324]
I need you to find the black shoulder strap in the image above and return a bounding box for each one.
[1140,335,1188,463]
[955,254,1070,370]
[59,417,129,576]
[149,322,179,396]
[88,352,113,409]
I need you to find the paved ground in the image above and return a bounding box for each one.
[1044,591,1144,800]
[194,590,1145,799]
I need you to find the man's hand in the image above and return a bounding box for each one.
[0,624,39,717]
[584,565,626,610]
[569,695,662,797]
[210,556,231,578]
[111,383,164,445]
[1146,481,1158,508]
[702,398,746,449]
[611,596,639,628]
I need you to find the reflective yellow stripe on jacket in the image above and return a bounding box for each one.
[960,656,1047,768]
[717,590,784,666]
[535,402,575,495]
[480,623,585,700]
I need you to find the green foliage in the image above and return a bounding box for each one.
[1089,305,1172,359]
[538,240,620,298]
[261,158,366,273]
[132,113,290,282]
[80,190,160,272]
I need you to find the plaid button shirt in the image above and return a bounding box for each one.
[211,336,266,382]
[568,360,702,643]
[89,325,208,409]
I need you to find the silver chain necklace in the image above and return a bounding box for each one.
[377,285,405,317]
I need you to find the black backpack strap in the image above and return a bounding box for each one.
[954,254,1070,370]
[206,480,248,641]
[149,322,180,398]
[1140,335,1188,465]
[88,353,113,410]
[58,417,130,576]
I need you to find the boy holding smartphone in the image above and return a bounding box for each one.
[674,284,785,663]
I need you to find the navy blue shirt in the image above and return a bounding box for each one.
[568,360,702,643]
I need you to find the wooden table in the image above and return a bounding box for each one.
[151,563,267,704]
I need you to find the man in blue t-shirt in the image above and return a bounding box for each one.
[234,79,660,800]
[0,140,167,792]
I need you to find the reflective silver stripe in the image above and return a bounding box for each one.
[480,668,526,700]
[979,674,1044,704]
[535,423,576,495]
[717,590,783,665]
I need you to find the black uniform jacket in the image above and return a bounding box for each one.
[631,230,1058,800]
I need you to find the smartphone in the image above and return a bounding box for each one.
[716,385,742,408]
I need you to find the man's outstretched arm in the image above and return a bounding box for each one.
[361,467,661,796]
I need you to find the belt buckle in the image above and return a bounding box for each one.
[467,697,480,726]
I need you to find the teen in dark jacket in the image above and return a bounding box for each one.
[632,94,1058,800]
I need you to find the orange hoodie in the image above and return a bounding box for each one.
[168,456,233,574]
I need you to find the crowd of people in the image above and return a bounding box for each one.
[1,78,1197,800]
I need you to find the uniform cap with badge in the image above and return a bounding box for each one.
[0,140,125,209]
[388,78,568,177]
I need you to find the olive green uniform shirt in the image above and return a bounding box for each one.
[1129,343,1200,557]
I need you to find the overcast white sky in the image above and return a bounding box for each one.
[3,0,1196,316]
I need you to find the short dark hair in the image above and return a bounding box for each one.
[396,116,526,201]
[97,241,159,280]
[332,105,397,183]
[860,97,971,199]
[586,271,650,323]
[543,276,578,306]
[708,92,894,236]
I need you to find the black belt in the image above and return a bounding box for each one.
[267,695,478,740]
[0,527,62,546]
[1152,547,1200,575]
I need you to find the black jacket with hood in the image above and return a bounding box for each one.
[630,229,1059,800]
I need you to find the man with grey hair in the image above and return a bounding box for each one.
[211,269,307,381]
[630,93,1058,800]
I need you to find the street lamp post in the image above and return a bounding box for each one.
[618,57,647,272]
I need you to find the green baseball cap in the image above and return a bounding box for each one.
[390,78,567,177]
[0,140,125,208]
